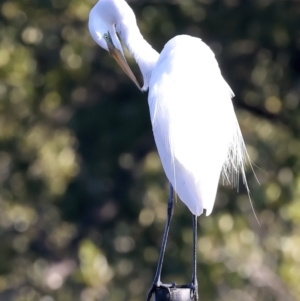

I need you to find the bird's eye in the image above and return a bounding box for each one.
[104,34,109,41]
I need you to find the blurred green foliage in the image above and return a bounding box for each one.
[0,0,300,300]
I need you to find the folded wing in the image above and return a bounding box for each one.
[148,35,248,216]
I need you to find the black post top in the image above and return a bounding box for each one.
[154,286,195,301]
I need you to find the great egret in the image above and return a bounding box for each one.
[89,0,250,300]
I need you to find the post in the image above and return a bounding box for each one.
[154,286,195,301]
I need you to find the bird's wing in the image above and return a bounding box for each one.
[148,35,248,216]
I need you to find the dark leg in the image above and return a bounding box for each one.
[146,184,175,301]
[151,213,199,301]
[190,215,198,300]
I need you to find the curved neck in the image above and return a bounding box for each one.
[117,21,159,91]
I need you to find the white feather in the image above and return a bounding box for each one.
[148,35,248,216]
[88,1,251,217]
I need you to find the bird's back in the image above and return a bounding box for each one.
[148,35,247,216]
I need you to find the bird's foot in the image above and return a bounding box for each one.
[189,282,198,301]
[146,281,176,301]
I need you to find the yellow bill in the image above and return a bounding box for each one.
[108,44,141,90]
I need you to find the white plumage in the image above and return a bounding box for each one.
[149,35,248,215]
[88,0,249,217]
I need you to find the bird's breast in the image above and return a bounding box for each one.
[147,35,240,216]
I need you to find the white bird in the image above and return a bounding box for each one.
[88,0,250,300]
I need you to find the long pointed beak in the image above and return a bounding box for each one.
[108,45,141,90]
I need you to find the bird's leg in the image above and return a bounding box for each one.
[146,184,176,301]
[190,215,199,300]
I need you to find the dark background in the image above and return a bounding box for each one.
[0,0,300,300]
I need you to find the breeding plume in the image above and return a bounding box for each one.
[89,0,250,299]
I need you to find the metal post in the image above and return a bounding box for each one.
[154,286,196,301]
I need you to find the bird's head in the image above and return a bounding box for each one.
[89,0,141,90]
